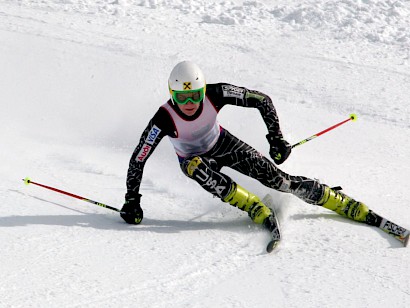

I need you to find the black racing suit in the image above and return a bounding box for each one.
[126,83,324,204]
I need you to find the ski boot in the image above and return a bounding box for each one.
[318,186,370,222]
[223,183,281,252]
[223,183,271,224]
[319,186,410,246]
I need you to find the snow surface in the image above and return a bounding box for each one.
[1,0,410,307]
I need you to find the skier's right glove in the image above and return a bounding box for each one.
[120,193,143,224]
[266,133,292,165]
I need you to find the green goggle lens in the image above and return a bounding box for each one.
[172,88,205,105]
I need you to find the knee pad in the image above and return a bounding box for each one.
[184,156,202,177]
[182,156,219,178]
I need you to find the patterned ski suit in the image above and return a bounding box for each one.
[126,83,324,204]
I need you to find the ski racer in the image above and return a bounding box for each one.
[120,60,381,237]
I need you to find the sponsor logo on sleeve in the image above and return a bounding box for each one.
[222,85,245,99]
[136,144,152,162]
[146,125,161,145]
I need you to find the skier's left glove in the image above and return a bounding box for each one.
[120,193,143,224]
[266,133,292,165]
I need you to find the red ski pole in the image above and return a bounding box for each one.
[292,114,358,149]
[22,177,121,212]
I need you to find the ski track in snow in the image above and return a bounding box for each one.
[1,0,410,307]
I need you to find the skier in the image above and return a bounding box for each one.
[120,60,381,240]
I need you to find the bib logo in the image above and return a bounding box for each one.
[136,144,152,162]
[146,125,161,145]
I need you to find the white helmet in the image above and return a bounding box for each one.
[168,61,206,105]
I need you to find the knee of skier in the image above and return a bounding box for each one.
[181,156,201,177]
[181,156,218,178]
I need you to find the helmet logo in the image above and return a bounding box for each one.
[183,82,192,90]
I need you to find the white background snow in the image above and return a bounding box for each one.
[1,0,410,307]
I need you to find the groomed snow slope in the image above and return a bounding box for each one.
[1,1,410,307]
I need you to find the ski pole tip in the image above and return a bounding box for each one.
[349,113,358,122]
[23,177,32,185]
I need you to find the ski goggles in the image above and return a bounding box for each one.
[171,88,205,105]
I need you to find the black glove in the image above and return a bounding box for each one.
[266,133,292,165]
[120,193,143,224]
